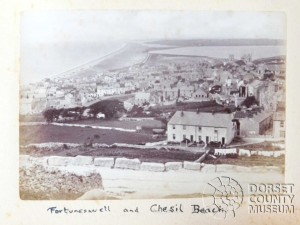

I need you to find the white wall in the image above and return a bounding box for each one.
[167,124,232,144]
[273,120,285,138]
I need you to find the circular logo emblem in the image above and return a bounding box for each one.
[203,176,244,219]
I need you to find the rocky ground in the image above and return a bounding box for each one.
[19,158,285,200]
[19,164,103,200]
[20,145,204,163]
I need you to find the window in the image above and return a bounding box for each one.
[280,131,285,138]
[173,134,176,140]
[214,130,218,134]
[183,125,186,130]
[172,125,175,129]
[280,121,284,128]
[198,126,202,131]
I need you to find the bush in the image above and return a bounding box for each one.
[264,143,273,150]
[226,153,238,158]
[63,144,68,149]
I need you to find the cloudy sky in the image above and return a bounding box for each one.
[21,11,286,83]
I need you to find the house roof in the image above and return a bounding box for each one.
[164,87,179,92]
[243,72,256,80]
[235,60,246,66]
[273,111,285,121]
[168,111,233,128]
[253,111,273,122]
[234,110,272,122]
[248,79,263,88]
[194,88,207,95]
[220,71,232,78]
[266,64,286,71]
[277,101,285,111]
[234,111,251,119]
[135,92,150,99]
[180,86,194,91]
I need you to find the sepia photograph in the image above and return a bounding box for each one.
[19,11,286,201]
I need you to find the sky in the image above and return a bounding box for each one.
[21,11,286,84]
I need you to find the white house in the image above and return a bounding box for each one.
[167,111,236,145]
[134,92,151,105]
[96,112,105,119]
[192,88,209,101]
[34,87,47,99]
[124,99,134,111]
[179,85,195,98]
[20,98,32,115]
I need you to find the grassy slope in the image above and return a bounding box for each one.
[19,125,163,145]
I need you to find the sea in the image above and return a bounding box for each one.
[21,42,285,85]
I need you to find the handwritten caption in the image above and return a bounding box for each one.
[47,204,224,215]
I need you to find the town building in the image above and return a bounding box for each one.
[167,111,236,145]
[19,99,32,115]
[163,87,179,101]
[273,111,285,138]
[192,88,209,101]
[234,109,273,136]
[134,92,151,105]
[179,85,195,99]
[266,64,286,77]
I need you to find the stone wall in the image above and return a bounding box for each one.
[115,158,141,170]
[20,154,283,173]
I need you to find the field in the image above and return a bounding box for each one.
[19,125,165,146]
[205,155,284,167]
[19,114,44,122]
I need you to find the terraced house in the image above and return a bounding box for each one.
[167,111,236,145]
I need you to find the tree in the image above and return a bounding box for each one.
[43,108,59,123]
[89,99,125,119]
[129,105,144,116]
[242,96,258,108]
[224,108,232,114]
[73,106,85,120]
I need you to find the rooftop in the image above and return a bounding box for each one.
[248,79,264,88]
[135,92,151,99]
[168,111,233,128]
[234,109,272,122]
